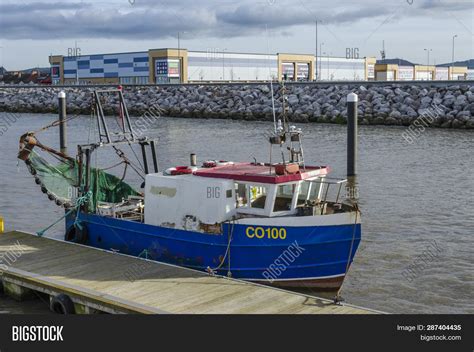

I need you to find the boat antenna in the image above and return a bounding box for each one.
[265,24,277,133]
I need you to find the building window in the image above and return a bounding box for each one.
[136,76,149,84]
[119,76,149,84]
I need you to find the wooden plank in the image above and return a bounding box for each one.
[0,231,380,314]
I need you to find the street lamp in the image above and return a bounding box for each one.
[222,48,227,81]
[452,34,458,80]
[424,48,432,80]
[323,51,331,80]
[177,32,186,81]
[75,40,79,84]
[319,42,324,80]
[315,20,318,81]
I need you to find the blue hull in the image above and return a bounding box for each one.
[66,212,361,289]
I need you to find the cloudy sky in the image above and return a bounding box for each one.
[0,0,472,70]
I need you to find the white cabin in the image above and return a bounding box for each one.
[144,162,331,232]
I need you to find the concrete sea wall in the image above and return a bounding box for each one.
[1,82,474,128]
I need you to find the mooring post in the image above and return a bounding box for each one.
[347,92,358,177]
[58,91,68,155]
[346,92,358,200]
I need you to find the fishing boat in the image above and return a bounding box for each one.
[18,87,361,291]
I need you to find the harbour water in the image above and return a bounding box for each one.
[0,113,473,314]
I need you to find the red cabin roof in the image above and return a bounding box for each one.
[193,163,329,184]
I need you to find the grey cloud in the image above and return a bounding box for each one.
[418,0,474,11]
[0,1,90,13]
[0,0,471,40]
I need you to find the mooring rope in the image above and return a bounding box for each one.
[34,113,83,134]
[206,218,235,277]
[36,191,92,237]
[335,203,360,302]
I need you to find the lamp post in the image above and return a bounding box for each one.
[222,48,227,81]
[319,42,324,80]
[451,34,458,80]
[324,51,331,80]
[315,20,318,81]
[424,48,432,80]
[177,32,186,82]
[75,41,79,85]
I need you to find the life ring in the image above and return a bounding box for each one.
[50,294,75,314]
[202,160,217,168]
[65,224,88,244]
[202,160,233,168]
[164,166,197,176]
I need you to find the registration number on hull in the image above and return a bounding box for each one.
[245,226,287,240]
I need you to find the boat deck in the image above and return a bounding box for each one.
[0,231,379,314]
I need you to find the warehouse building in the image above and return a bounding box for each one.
[374,59,469,81]
[437,60,473,80]
[49,48,375,84]
[317,56,375,81]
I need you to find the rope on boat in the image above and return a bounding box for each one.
[206,218,235,278]
[334,203,360,304]
[36,191,92,237]
[138,249,149,260]
[34,112,83,134]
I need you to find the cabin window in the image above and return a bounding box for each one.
[235,183,248,208]
[298,180,322,205]
[308,181,322,202]
[273,184,296,212]
[297,181,311,205]
[250,186,267,209]
[235,183,268,210]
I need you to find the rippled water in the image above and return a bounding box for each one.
[0,112,472,314]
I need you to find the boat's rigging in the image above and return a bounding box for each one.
[33,111,84,135]
[85,93,145,181]
[112,145,145,181]
[75,88,159,198]
[265,81,306,170]
[17,88,151,222]
[265,24,277,134]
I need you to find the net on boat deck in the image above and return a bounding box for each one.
[27,151,140,211]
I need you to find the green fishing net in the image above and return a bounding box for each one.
[28,151,140,211]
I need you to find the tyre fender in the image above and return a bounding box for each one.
[50,294,75,314]
[65,224,88,244]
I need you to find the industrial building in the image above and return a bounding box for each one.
[49,48,472,84]
[49,48,373,84]
[374,58,472,81]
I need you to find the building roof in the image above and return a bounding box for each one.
[376,58,416,66]
[437,59,474,68]
[20,67,50,74]
[193,162,328,184]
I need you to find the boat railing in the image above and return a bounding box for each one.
[304,177,351,205]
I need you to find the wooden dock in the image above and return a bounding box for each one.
[0,231,379,314]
